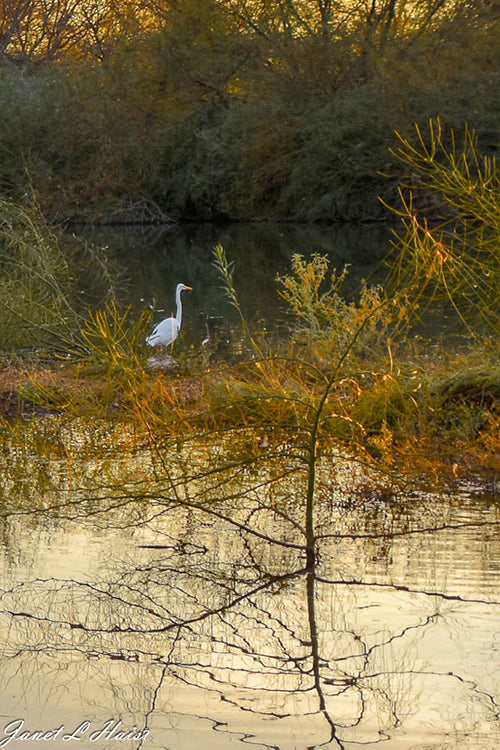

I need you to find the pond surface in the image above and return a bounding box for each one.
[0,420,499,750]
[76,221,393,345]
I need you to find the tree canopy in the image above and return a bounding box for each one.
[0,0,498,221]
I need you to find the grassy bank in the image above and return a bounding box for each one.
[1,308,498,488]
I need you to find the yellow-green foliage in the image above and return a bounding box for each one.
[277,253,350,332]
[389,119,500,339]
[0,195,79,347]
[76,301,151,374]
[277,253,409,366]
[0,194,118,351]
[351,371,420,436]
[433,366,500,442]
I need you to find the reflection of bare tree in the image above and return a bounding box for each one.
[1,468,499,749]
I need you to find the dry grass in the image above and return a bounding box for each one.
[0,339,498,485]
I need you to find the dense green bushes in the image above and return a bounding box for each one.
[0,1,499,222]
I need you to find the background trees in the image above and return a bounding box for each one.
[0,0,498,221]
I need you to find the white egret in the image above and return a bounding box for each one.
[146,283,192,348]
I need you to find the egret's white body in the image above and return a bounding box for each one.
[146,283,192,348]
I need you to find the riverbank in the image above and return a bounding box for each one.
[1,341,498,490]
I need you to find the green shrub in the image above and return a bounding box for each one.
[0,195,80,347]
[0,194,117,350]
[277,253,409,368]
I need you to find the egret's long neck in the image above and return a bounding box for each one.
[175,287,183,327]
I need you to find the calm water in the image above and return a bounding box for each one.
[0,419,499,750]
[77,221,393,345]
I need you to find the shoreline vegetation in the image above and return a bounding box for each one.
[0,339,498,482]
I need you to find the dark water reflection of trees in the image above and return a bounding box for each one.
[0,429,499,749]
[76,221,392,335]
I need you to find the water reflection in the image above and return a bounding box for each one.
[0,425,499,749]
[74,222,392,344]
